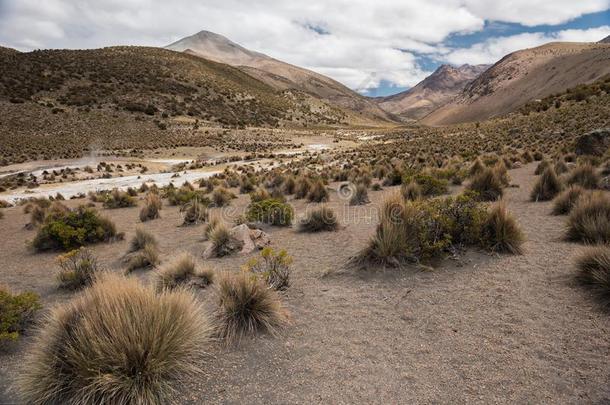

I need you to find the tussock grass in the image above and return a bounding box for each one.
[566,192,610,243]
[139,192,162,222]
[307,180,329,203]
[467,167,503,201]
[481,202,525,254]
[213,271,288,344]
[154,253,214,291]
[552,185,586,215]
[576,246,610,309]
[531,167,562,201]
[18,274,212,404]
[566,164,599,189]
[401,181,422,201]
[298,206,339,232]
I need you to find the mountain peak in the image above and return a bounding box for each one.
[600,35,610,44]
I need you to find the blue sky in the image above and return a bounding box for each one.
[365,9,610,97]
[1,1,609,97]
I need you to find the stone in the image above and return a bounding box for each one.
[575,128,610,156]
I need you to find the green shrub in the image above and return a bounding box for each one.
[166,187,209,206]
[402,173,448,197]
[245,247,293,290]
[0,286,41,344]
[102,189,136,209]
[32,206,119,251]
[246,198,293,226]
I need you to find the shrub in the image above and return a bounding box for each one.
[211,187,234,207]
[154,253,214,291]
[246,198,293,226]
[213,271,288,344]
[249,187,270,203]
[534,160,550,175]
[552,185,586,215]
[349,184,370,205]
[493,161,510,187]
[129,227,157,253]
[403,173,448,197]
[467,167,503,201]
[566,164,599,189]
[245,247,293,290]
[307,180,329,203]
[469,158,486,177]
[531,167,562,201]
[203,215,221,240]
[102,189,136,209]
[401,181,422,201]
[294,177,312,199]
[126,243,160,273]
[576,246,610,308]
[480,202,525,254]
[298,206,339,232]
[566,192,610,243]
[139,193,162,222]
[166,187,208,206]
[32,206,119,251]
[56,248,101,290]
[282,176,296,195]
[181,201,208,226]
[18,274,211,404]
[0,286,41,344]
[554,160,569,175]
[209,224,243,257]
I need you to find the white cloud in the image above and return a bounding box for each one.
[0,1,608,91]
[441,26,610,65]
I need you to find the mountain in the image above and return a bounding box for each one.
[422,41,610,125]
[166,30,392,121]
[600,35,610,44]
[376,64,488,120]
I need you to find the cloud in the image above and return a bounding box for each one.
[0,1,608,91]
[441,26,610,65]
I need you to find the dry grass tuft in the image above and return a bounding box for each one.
[139,192,162,222]
[298,206,339,232]
[576,246,610,309]
[213,271,288,344]
[18,274,212,404]
[566,192,610,243]
[566,164,600,189]
[467,167,503,201]
[481,202,525,254]
[552,185,586,215]
[530,167,562,201]
[154,253,214,291]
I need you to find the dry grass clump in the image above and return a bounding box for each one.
[566,164,600,189]
[203,215,221,240]
[56,248,101,290]
[469,158,486,177]
[154,253,214,291]
[213,271,288,344]
[211,187,235,207]
[307,180,329,203]
[209,224,243,257]
[349,183,370,205]
[18,274,211,404]
[181,201,208,226]
[126,243,160,273]
[467,167,503,201]
[530,167,562,201]
[401,181,422,201]
[534,159,550,175]
[249,187,271,203]
[554,160,569,175]
[566,192,610,243]
[298,206,339,232]
[575,246,610,308]
[480,202,525,254]
[552,185,586,215]
[294,177,312,199]
[129,227,157,253]
[139,192,162,222]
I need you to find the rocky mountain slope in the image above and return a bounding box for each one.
[376,64,488,120]
[167,30,392,121]
[422,41,610,125]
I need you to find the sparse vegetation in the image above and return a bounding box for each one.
[56,248,101,290]
[246,198,294,226]
[298,206,339,232]
[0,285,41,344]
[245,247,293,290]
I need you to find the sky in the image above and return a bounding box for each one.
[0,1,609,96]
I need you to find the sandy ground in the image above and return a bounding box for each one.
[0,163,609,404]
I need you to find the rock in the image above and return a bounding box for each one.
[231,224,255,254]
[575,128,610,156]
[512,161,523,169]
[600,176,610,191]
[202,224,271,258]
[249,228,271,250]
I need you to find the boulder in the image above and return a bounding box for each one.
[575,128,610,156]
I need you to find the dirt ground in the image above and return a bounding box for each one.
[0,163,609,404]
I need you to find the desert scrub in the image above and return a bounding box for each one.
[17,274,212,404]
[401,181,422,201]
[294,177,312,199]
[552,185,586,215]
[211,187,235,207]
[249,187,271,203]
[181,201,208,226]
[349,183,370,205]
[467,167,503,201]
[531,167,562,201]
[245,247,293,290]
[246,198,293,226]
[32,206,119,251]
[166,186,209,206]
[213,271,288,344]
[307,180,330,203]
[208,224,243,257]
[402,173,448,197]
[480,202,525,254]
[102,188,136,209]
[139,192,162,222]
[566,164,599,189]
[298,206,339,232]
[0,285,41,344]
[576,246,610,308]
[353,192,488,267]
[154,253,214,291]
[56,248,101,290]
[566,192,610,243]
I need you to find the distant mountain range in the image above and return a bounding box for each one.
[375,64,489,120]
[166,31,392,122]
